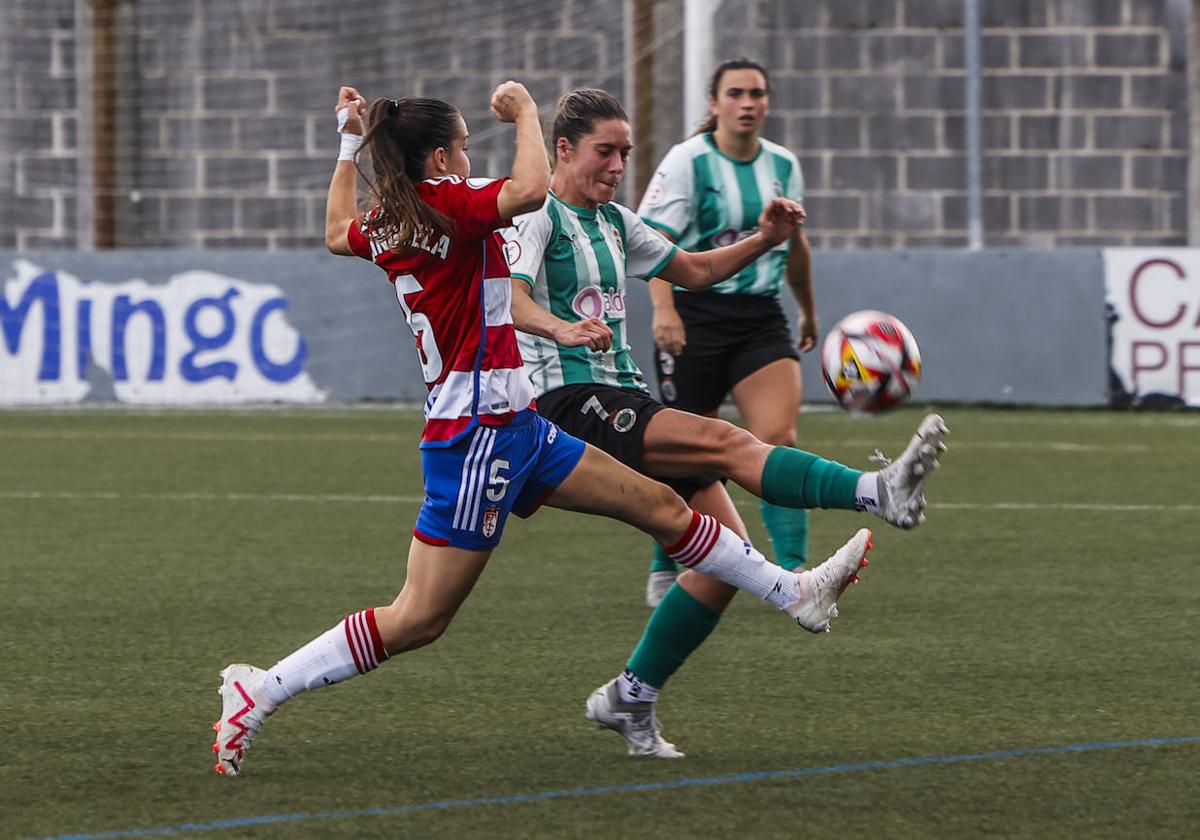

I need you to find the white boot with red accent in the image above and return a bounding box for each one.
[212,664,276,778]
[784,528,873,634]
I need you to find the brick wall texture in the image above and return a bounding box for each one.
[0,0,1191,250]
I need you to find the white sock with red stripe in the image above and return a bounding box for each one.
[259,609,389,707]
[665,512,799,610]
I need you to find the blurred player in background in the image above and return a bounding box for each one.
[210,81,880,778]
[506,88,947,758]
[640,58,817,604]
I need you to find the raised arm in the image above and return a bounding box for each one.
[325,86,367,256]
[656,197,806,291]
[510,279,613,352]
[490,82,550,220]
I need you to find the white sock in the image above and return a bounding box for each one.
[617,669,660,704]
[855,471,881,514]
[666,512,799,610]
[260,609,389,707]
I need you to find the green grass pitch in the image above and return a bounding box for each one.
[2,406,1197,838]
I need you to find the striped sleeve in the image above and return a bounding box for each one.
[787,152,805,203]
[616,204,678,282]
[637,143,693,239]
[502,203,552,286]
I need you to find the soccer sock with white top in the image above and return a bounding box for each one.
[759,446,871,511]
[664,512,799,610]
[258,609,389,708]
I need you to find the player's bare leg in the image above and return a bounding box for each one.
[373,543,493,654]
[213,541,491,777]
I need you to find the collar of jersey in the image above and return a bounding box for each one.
[703,132,763,165]
[549,189,601,219]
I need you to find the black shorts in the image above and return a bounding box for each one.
[535,383,719,502]
[655,291,799,415]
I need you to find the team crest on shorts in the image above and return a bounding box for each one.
[482,506,500,538]
[612,407,637,433]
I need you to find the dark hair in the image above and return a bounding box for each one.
[694,57,771,136]
[358,97,461,253]
[552,88,628,156]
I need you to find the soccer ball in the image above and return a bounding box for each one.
[821,310,922,413]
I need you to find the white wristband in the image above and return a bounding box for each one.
[338,133,363,162]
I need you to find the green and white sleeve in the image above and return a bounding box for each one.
[503,204,552,286]
[636,143,693,240]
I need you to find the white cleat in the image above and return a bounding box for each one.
[645,570,678,608]
[874,413,949,530]
[785,528,873,634]
[585,678,684,759]
[211,664,274,778]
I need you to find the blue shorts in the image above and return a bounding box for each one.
[414,410,586,551]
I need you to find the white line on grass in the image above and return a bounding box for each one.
[3,490,1197,513]
[38,734,1200,840]
[0,428,1188,454]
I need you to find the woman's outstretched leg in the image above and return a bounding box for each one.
[212,541,491,777]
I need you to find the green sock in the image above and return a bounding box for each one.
[649,541,677,574]
[626,583,722,689]
[761,500,808,570]
[760,446,862,511]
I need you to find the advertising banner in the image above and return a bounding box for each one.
[1,259,325,405]
[1104,249,1200,408]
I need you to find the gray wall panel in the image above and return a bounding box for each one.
[627,249,1109,407]
[3,249,1109,407]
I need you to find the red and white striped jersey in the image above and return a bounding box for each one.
[347,175,535,447]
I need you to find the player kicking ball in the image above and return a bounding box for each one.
[209,82,894,778]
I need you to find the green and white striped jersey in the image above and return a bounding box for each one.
[504,191,678,396]
[638,133,803,297]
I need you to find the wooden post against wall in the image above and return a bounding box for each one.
[632,0,656,200]
[92,0,117,248]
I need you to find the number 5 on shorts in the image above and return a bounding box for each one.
[486,459,511,502]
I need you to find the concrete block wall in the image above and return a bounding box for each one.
[0,0,1191,251]
[716,0,1191,249]
[1,0,80,250]
[2,0,628,250]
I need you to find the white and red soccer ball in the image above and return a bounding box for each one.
[821,310,922,413]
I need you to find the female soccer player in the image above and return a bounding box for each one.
[506,88,947,758]
[210,82,875,777]
[639,58,816,596]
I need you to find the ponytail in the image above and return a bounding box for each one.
[359,97,460,254]
[692,57,771,136]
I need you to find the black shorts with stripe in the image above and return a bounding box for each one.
[534,383,719,502]
[655,290,798,415]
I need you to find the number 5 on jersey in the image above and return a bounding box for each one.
[395,274,444,383]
